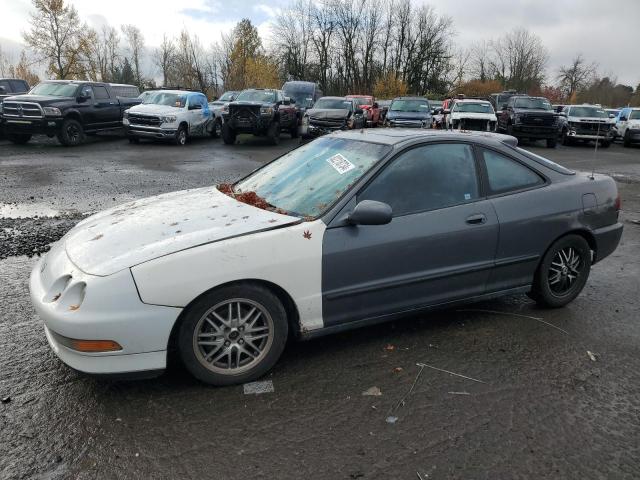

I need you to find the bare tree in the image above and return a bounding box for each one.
[490,28,548,92]
[557,54,597,99]
[121,24,144,86]
[23,0,90,79]
[85,25,120,82]
[0,45,12,77]
[153,35,176,86]
[469,40,491,82]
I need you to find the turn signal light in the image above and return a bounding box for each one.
[70,339,122,353]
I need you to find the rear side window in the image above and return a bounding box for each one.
[93,86,110,99]
[359,143,479,216]
[481,149,544,194]
[9,80,28,92]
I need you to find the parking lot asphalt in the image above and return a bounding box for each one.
[1,132,639,479]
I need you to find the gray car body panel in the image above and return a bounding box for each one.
[316,129,622,333]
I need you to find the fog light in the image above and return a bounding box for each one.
[70,339,122,352]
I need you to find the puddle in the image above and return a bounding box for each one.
[0,203,66,219]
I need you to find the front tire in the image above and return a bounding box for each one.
[178,284,289,386]
[57,119,85,146]
[174,125,188,146]
[267,120,280,145]
[222,123,236,145]
[529,234,591,308]
[6,133,32,145]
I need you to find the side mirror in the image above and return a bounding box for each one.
[347,200,392,226]
[620,116,627,121]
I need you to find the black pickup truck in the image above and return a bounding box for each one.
[496,95,559,148]
[0,78,29,100]
[221,88,298,145]
[1,80,140,146]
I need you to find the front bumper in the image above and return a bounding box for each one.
[29,242,181,375]
[625,129,640,143]
[124,124,177,139]
[1,116,63,135]
[307,123,346,136]
[386,119,429,128]
[511,125,557,138]
[592,222,623,263]
[222,114,272,134]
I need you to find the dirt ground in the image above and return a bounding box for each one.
[1,132,639,479]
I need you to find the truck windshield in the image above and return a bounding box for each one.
[236,90,276,103]
[390,99,429,112]
[143,92,186,107]
[30,83,79,97]
[313,98,353,110]
[219,91,236,101]
[232,137,391,218]
[514,98,552,110]
[568,107,607,118]
[456,103,493,113]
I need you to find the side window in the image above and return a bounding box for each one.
[93,86,109,99]
[359,143,479,217]
[0,80,10,91]
[9,80,28,93]
[481,149,544,194]
[81,85,93,98]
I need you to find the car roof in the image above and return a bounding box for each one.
[392,96,428,101]
[454,99,491,104]
[327,128,518,148]
[149,90,194,95]
[318,96,348,100]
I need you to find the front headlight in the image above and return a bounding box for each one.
[161,115,177,123]
[260,106,273,115]
[222,105,229,114]
[43,107,62,116]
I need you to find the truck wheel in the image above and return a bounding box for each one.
[57,119,85,146]
[623,132,631,148]
[211,119,222,139]
[289,123,299,139]
[7,133,32,145]
[222,123,236,145]
[599,140,610,148]
[267,121,280,145]
[174,125,188,146]
[546,137,557,148]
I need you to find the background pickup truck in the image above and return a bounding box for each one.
[0,80,140,146]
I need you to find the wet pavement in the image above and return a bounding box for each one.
[1,133,639,479]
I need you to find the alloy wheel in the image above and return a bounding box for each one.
[548,247,582,296]
[192,298,274,375]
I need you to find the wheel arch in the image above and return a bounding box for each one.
[537,229,597,274]
[167,278,301,354]
[64,110,82,123]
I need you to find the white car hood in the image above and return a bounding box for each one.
[64,187,300,276]
[451,112,497,121]
[568,116,614,124]
[127,104,182,116]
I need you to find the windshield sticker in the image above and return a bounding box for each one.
[326,154,355,174]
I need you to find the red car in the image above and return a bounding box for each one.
[346,95,380,127]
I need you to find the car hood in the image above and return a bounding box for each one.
[128,104,182,116]
[64,187,301,276]
[450,111,496,121]
[307,108,350,119]
[2,94,73,104]
[567,116,614,124]
[386,110,431,120]
[230,101,270,107]
[514,109,555,116]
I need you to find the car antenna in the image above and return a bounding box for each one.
[589,122,601,180]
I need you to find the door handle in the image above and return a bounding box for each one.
[466,214,486,225]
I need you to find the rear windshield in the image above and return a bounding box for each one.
[515,148,574,175]
[30,83,79,97]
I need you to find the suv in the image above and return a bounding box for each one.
[560,104,614,147]
[445,99,496,131]
[616,107,640,147]
[221,88,298,145]
[346,95,380,127]
[0,80,140,146]
[124,90,217,145]
[0,78,29,100]
[497,95,558,148]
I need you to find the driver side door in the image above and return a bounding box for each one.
[321,142,499,327]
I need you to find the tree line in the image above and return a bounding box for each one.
[2,0,638,107]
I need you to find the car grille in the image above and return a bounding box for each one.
[522,115,554,126]
[460,119,489,131]
[2,101,43,119]
[573,121,611,133]
[230,105,260,126]
[309,116,345,128]
[129,114,162,126]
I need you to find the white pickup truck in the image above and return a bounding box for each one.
[123,90,218,145]
[446,99,497,131]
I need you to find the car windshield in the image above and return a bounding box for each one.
[219,91,236,101]
[514,98,552,110]
[30,83,79,97]
[390,99,429,112]
[143,92,186,107]
[455,102,493,113]
[313,98,353,110]
[569,106,607,118]
[349,97,372,106]
[232,137,391,218]
[236,90,276,103]
[629,111,640,120]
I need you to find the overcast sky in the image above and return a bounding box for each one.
[1,0,638,86]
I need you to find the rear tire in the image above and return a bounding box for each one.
[529,234,591,308]
[222,123,236,145]
[174,125,188,146]
[267,120,280,145]
[623,132,631,147]
[57,119,85,146]
[211,119,222,139]
[6,133,32,145]
[178,284,289,386]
